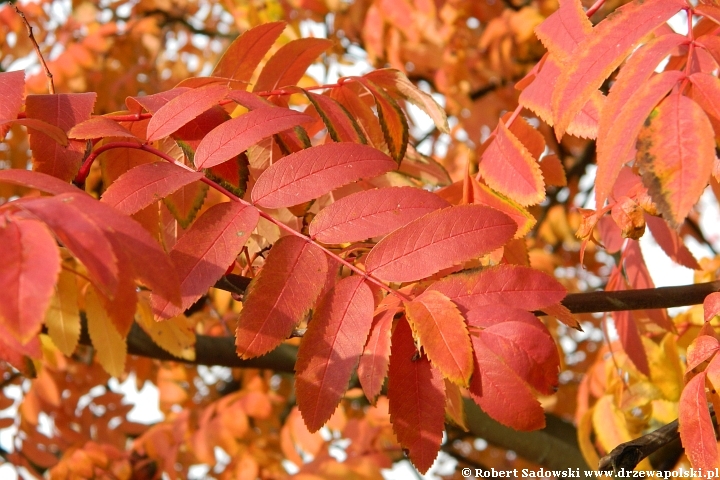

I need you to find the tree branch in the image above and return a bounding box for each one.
[215,274,720,315]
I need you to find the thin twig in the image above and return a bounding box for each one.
[12,3,54,94]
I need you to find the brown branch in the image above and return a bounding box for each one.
[598,420,680,472]
[214,274,720,316]
[12,2,54,94]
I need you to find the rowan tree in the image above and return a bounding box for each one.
[1,0,720,478]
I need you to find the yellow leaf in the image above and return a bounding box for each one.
[577,408,600,469]
[86,286,126,378]
[136,299,196,361]
[45,269,80,356]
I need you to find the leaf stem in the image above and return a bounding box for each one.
[585,0,606,18]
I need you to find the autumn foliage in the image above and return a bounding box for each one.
[3,0,720,478]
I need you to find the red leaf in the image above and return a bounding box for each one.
[597,216,624,254]
[388,318,445,474]
[194,108,313,169]
[430,264,567,313]
[704,292,720,323]
[18,196,119,297]
[0,70,24,139]
[25,93,96,182]
[686,335,720,373]
[126,88,187,115]
[60,193,181,307]
[551,0,686,138]
[466,305,559,395]
[365,205,516,283]
[252,143,397,209]
[146,84,230,142]
[0,118,68,146]
[679,372,720,470]
[296,276,374,432]
[152,201,258,319]
[0,169,80,196]
[309,187,450,244]
[356,78,409,163]
[358,305,396,403]
[405,290,473,386]
[636,92,715,228]
[469,333,545,431]
[236,235,328,359]
[614,309,650,376]
[623,240,673,332]
[644,213,700,269]
[101,162,204,215]
[595,70,685,209]
[305,91,367,144]
[212,22,286,82]
[253,38,333,92]
[68,117,137,140]
[0,218,60,343]
[478,122,545,206]
[688,72,720,139]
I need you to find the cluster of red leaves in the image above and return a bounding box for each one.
[3,0,720,474]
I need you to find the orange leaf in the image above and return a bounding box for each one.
[388,318,445,474]
[253,38,333,92]
[534,0,591,60]
[363,68,449,134]
[679,372,720,470]
[539,154,567,187]
[478,122,545,206]
[212,22,286,82]
[551,0,686,138]
[366,205,516,283]
[636,93,715,228]
[68,116,137,140]
[469,177,536,238]
[597,33,688,180]
[304,90,367,144]
[595,70,684,209]
[356,78,409,163]
[405,290,473,386]
[236,235,328,359]
[296,276,374,432]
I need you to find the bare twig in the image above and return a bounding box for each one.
[12,2,54,94]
